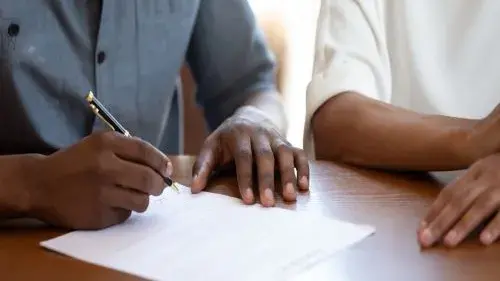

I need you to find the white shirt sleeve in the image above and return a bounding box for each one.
[304,0,392,158]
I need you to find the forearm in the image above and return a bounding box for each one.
[239,91,288,135]
[312,92,478,171]
[0,155,40,219]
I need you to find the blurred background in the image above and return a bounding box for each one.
[182,0,320,154]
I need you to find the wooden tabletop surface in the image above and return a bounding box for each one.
[1,156,499,281]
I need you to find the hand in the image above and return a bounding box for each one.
[191,106,309,207]
[24,131,172,230]
[418,153,500,247]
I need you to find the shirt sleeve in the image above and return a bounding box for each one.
[304,0,392,158]
[186,0,277,132]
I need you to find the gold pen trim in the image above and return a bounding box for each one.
[89,104,118,133]
[87,92,131,137]
[86,91,95,103]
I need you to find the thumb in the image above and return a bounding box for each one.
[191,144,217,193]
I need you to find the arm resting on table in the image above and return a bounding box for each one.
[307,0,477,171]
[312,92,477,171]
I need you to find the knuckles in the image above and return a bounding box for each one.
[91,131,118,150]
[276,143,292,155]
[255,147,274,159]
[236,148,253,162]
[220,117,273,139]
[93,150,117,180]
[133,138,151,162]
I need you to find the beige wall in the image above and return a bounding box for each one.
[249,0,320,148]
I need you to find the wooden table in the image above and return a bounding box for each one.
[1,156,499,281]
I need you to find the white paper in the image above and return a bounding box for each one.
[40,185,374,281]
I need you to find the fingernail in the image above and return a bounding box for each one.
[264,188,274,204]
[191,174,198,187]
[444,230,458,246]
[481,232,493,245]
[245,188,254,202]
[166,162,173,176]
[420,229,434,247]
[285,183,295,196]
[299,176,309,189]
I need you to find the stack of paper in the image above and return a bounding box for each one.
[41,185,374,281]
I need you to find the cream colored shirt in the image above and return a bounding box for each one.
[305,0,500,167]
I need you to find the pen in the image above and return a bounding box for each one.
[85,91,179,192]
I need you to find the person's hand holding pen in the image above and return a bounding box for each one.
[85,92,179,191]
[15,92,174,230]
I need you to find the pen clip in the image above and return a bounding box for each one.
[86,92,131,136]
[89,104,118,133]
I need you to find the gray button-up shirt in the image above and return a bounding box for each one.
[0,0,276,155]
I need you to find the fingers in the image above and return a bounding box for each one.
[111,156,166,196]
[234,135,255,205]
[103,132,172,179]
[191,140,217,193]
[293,148,310,191]
[419,163,498,247]
[252,134,276,207]
[441,191,498,247]
[419,184,485,247]
[89,208,131,230]
[480,211,500,245]
[189,121,309,207]
[273,140,297,202]
[421,188,455,229]
[103,185,150,213]
[421,174,470,229]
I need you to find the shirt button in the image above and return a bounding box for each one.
[96,51,106,64]
[7,23,20,37]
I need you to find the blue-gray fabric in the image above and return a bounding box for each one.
[0,0,276,155]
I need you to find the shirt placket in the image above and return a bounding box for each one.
[92,0,111,133]
[91,1,142,136]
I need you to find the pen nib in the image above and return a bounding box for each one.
[171,183,180,193]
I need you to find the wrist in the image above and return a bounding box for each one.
[455,126,496,166]
[234,105,286,135]
[463,118,500,163]
[0,154,46,216]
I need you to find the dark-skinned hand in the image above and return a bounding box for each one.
[418,153,500,247]
[23,131,172,230]
[191,106,310,207]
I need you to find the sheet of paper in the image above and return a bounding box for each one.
[40,185,374,281]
